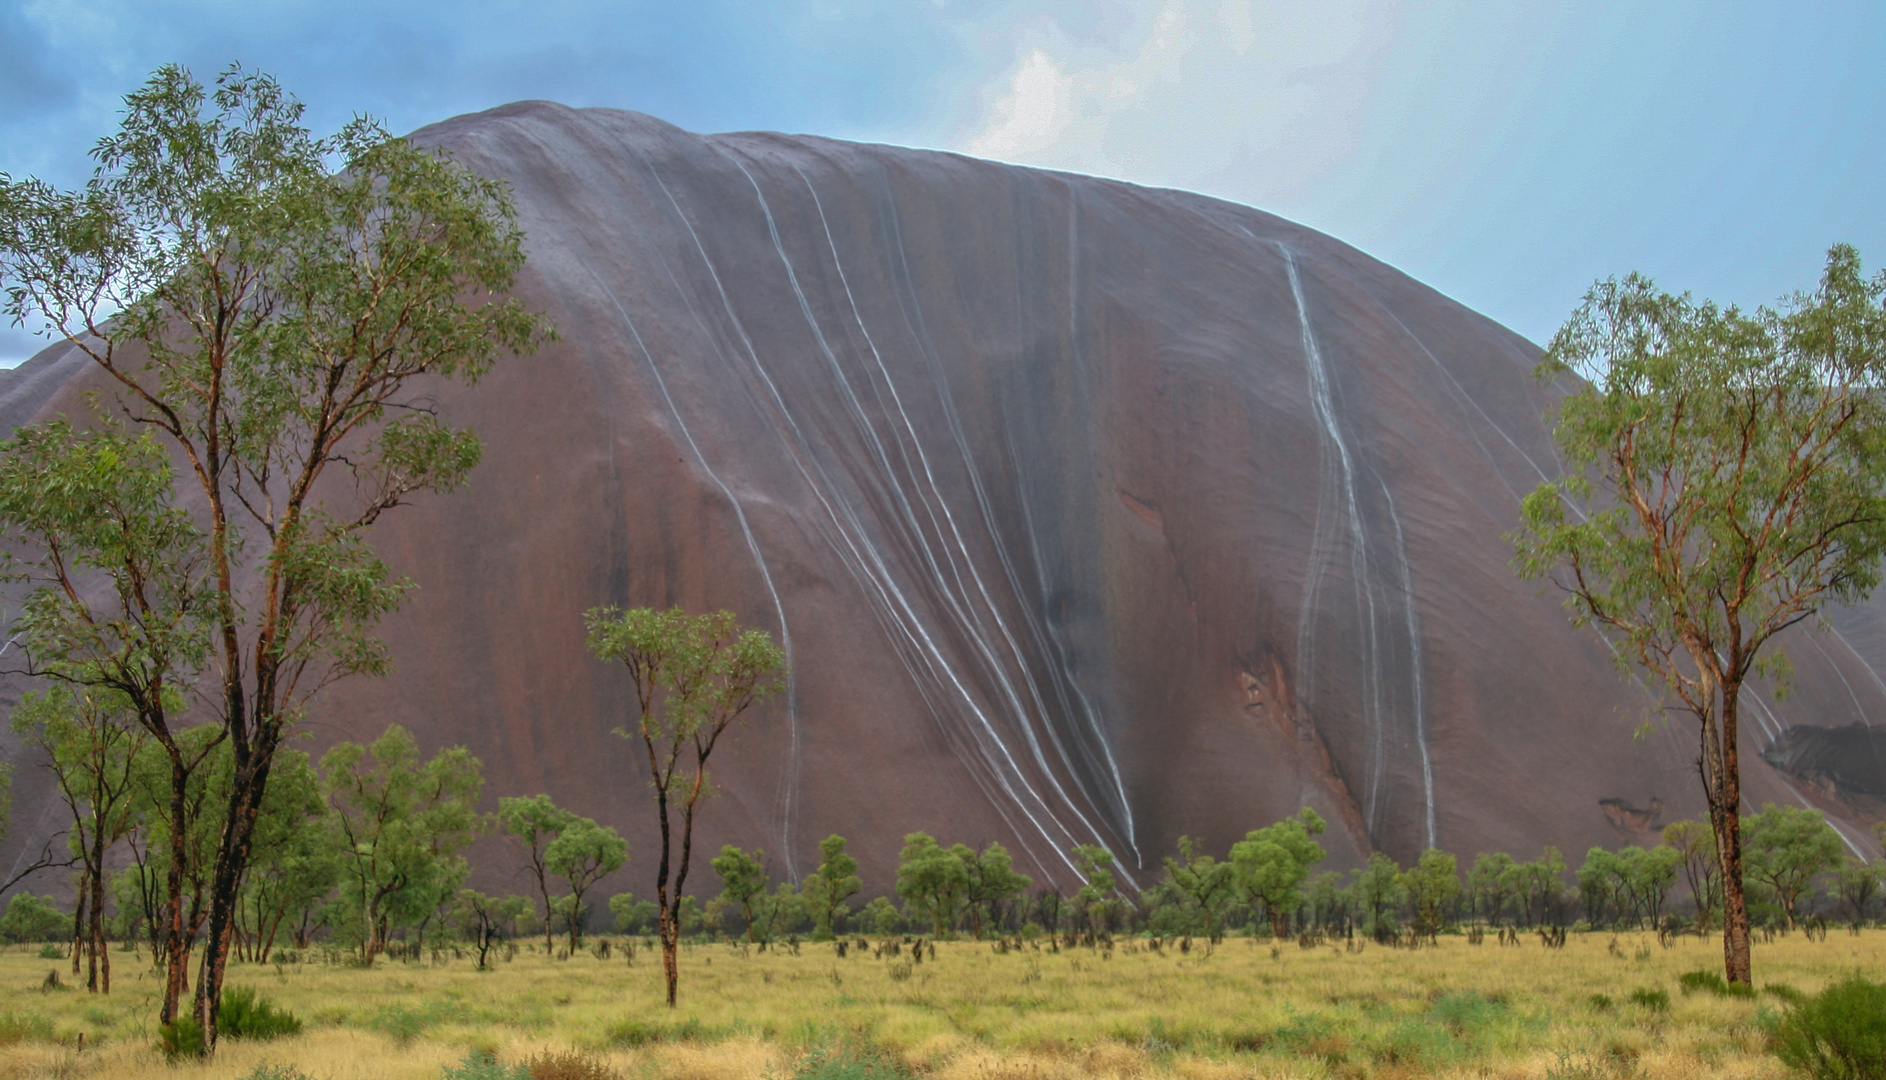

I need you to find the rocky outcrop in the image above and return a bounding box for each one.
[2,103,1881,895]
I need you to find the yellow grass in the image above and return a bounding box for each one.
[0,928,1875,1078]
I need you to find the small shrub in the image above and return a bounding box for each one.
[791,1039,908,1080]
[237,1064,322,1080]
[1679,969,1755,998]
[523,1049,617,1080]
[605,1019,661,1048]
[35,944,61,960]
[1428,991,1506,1036]
[1627,988,1669,1012]
[1771,974,1886,1080]
[0,1012,55,1045]
[1587,994,1614,1011]
[1765,982,1806,1005]
[441,1052,530,1080]
[160,1017,206,1060]
[220,986,303,1041]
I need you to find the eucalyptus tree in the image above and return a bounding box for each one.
[11,686,147,992]
[1514,245,1886,983]
[801,834,863,941]
[321,725,487,962]
[1163,835,1236,940]
[546,816,626,951]
[1743,803,1844,930]
[0,63,549,1045]
[497,794,577,952]
[1230,808,1328,938]
[584,606,785,1006]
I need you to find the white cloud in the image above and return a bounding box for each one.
[957,0,1402,205]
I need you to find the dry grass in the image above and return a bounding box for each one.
[0,928,1875,1078]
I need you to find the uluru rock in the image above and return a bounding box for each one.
[2,102,1881,897]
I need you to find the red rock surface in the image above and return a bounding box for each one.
[3,103,1881,898]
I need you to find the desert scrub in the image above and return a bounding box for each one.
[1770,973,1886,1080]
[0,930,1876,1077]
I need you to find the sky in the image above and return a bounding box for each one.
[2,0,1882,366]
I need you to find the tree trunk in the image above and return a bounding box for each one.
[1709,683,1753,985]
[88,839,109,994]
[195,747,271,1052]
[660,904,680,1008]
[160,753,191,1027]
[71,877,86,979]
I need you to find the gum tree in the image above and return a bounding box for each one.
[1514,245,1886,984]
[0,64,549,1046]
[584,606,784,1006]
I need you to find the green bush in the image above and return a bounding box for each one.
[35,944,61,960]
[220,986,304,1041]
[1771,974,1886,1080]
[0,895,71,944]
[1427,991,1507,1036]
[1680,969,1757,998]
[1628,987,1670,1012]
[791,1039,908,1080]
[161,1017,206,1060]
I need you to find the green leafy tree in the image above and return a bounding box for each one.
[0,62,550,1045]
[448,890,530,970]
[584,606,785,1006]
[320,725,487,962]
[710,845,772,942]
[1577,848,1626,927]
[126,724,228,994]
[11,685,146,992]
[1401,849,1461,938]
[1512,846,1570,927]
[1743,803,1845,930]
[496,795,577,953]
[1071,844,1119,934]
[608,893,660,935]
[1162,835,1236,940]
[545,816,626,951]
[1467,852,1518,928]
[0,894,71,943]
[1618,844,1683,928]
[1230,808,1328,938]
[896,833,969,937]
[801,835,863,941]
[1835,858,1880,924]
[1513,245,1886,984]
[1352,853,1406,937]
[862,895,902,936]
[229,747,330,963]
[960,842,1032,939]
[1662,818,1722,930]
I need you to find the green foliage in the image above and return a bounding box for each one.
[1512,244,1886,982]
[802,835,863,940]
[0,894,70,943]
[1071,844,1119,933]
[321,724,486,959]
[861,896,902,936]
[498,794,577,949]
[1162,836,1236,938]
[608,893,659,934]
[1402,849,1461,937]
[160,1016,206,1060]
[791,1038,910,1080]
[1467,853,1518,926]
[217,986,303,1041]
[896,833,969,937]
[1352,853,1406,935]
[1231,809,1327,936]
[959,841,1030,939]
[1744,804,1846,929]
[712,845,773,942]
[1628,987,1670,1012]
[545,816,627,949]
[1771,974,1886,1079]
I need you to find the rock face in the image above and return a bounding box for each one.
[3,103,1883,896]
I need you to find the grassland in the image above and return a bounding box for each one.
[0,928,1873,1079]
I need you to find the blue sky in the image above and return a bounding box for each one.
[2,0,1881,365]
